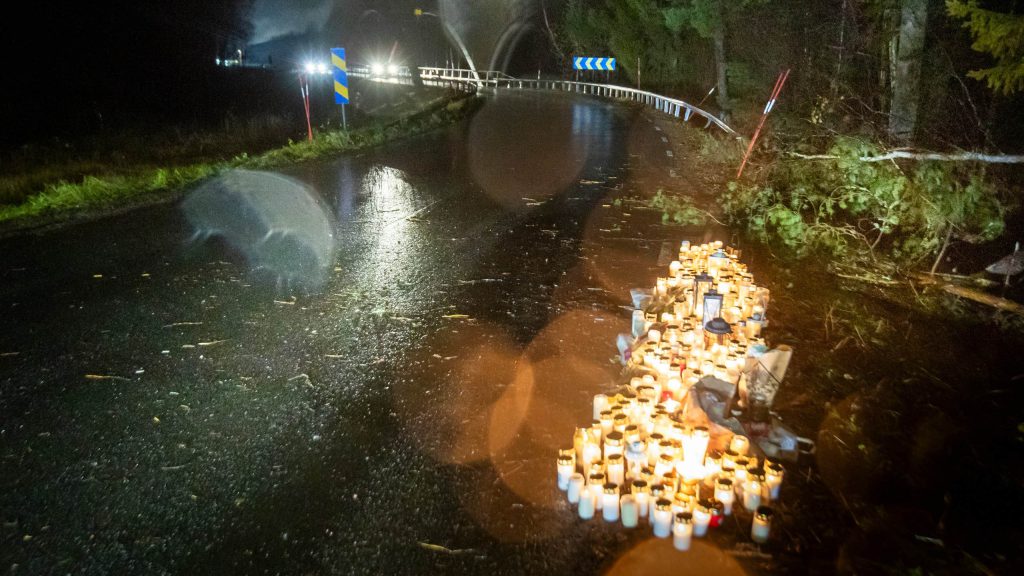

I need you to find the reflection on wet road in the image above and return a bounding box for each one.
[0,92,704,574]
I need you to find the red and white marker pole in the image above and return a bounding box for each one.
[736,69,790,180]
[300,75,313,142]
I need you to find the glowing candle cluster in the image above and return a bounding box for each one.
[559,241,783,548]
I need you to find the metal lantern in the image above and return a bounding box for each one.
[692,273,714,319]
[708,248,729,278]
[702,291,724,327]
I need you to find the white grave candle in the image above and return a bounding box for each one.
[557,454,574,490]
[751,506,773,543]
[715,478,734,515]
[673,512,694,551]
[593,393,609,421]
[631,480,650,519]
[601,483,620,522]
[652,499,673,538]
[620,494,639,528]
[567,473,585,504]
[765,462,784,501]
[578,484,597,519]
[693,500,712,537]
[607,454,625,487]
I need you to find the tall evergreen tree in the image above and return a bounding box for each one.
[947,0,1024,95]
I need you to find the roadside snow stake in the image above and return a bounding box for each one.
[736,69,790,180]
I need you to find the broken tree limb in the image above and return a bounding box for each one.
[913,273,1024,317]
[787,150,1024,164]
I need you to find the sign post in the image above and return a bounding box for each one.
[331,47,349,131]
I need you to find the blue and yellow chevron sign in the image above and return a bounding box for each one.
[573,56,616,71]
[331,48,349,105]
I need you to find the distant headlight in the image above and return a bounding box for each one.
[316,63,328,75]
[304,62,317,74]
[370,63,385,76]
[387,64,399,76]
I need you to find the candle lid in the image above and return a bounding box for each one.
[557,454,574,465]
[603,482,619,495]
[656,498,672,511]
[631,479,649,492]
[748,467,766,481]
[605,431,623,445]
[715,478,733,490]
[755,506,774,520]
[674,511,693,524]
[651,483,665,496]
[607,453,623,464]
[697,498,714,513]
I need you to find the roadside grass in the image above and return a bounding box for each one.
[0,91,478,227]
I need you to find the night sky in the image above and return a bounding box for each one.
[0,1,441,149]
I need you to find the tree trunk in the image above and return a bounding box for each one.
[712,0,731,122]
[889,0,928,144]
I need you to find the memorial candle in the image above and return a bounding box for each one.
[602,483,620,522]
[751,506,773,544]
[765,461,784,501]
[567,473,585,504]
[743,468,764,512]
[557,453,574,490]
[631,479,650,519]
[715,478,735,515]
[649,484,666,522]
[604,431,624,460]
[573,428,588,469]
[593,393,609,421]
[620,494,639,528]
[693,499,712,537]
[652,499,673,538]
[673,512,694,551]
[607,453,625,487]
[730,434,750,456]
[578,484,596,519]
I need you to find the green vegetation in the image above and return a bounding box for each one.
[0,92,479,227]
[720,137,1008,265]
[650,188,707,226]
[947,0,1024,95]
[561,0,1022,275]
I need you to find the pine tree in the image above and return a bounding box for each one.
[947,0,1024,95]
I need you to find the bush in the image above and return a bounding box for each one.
[720,136,1006,265]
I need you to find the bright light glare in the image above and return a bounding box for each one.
[304,62,316,74]
[316,63,327,75]
[387,64,399,76]
[370,63,385,76]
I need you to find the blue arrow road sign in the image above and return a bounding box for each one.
[573,56,616,71]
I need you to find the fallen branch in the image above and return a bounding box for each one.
[788,150,1024,164]
[940,284,1024,316]
[417,542,477,555]
[914,273,1024,317]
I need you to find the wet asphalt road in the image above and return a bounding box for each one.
[0,91,729,575]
